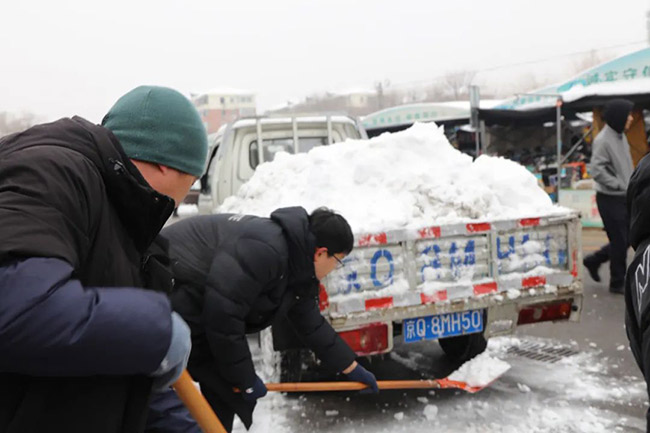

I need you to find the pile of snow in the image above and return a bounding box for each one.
[219,122,566,233]
[447,352,511,387]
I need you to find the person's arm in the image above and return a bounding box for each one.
[285,294,357,372]
[286,295,379,392]
[0,257,172,376]
[591,136,624,190]
[0,147,174,377]
[202,240,282,389]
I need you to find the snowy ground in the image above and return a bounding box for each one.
[238,334,647,433]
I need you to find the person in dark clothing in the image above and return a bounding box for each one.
[0,86,208,433]
[161,207,379,432]
[583,98,635,294]
[625,150,650,431]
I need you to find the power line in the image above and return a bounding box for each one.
[387,40,647,89]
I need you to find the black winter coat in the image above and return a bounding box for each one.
[0,117,176,433]
[163,207,356,428]
[626,151,650,431]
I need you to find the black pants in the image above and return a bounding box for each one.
[586,192,629,288]
[201,387,236,433]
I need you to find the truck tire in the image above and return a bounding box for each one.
[438,332,488,363]
[279,349,308,383]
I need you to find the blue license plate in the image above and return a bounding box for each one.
[403,310,484,343]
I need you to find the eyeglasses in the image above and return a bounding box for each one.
[333,255,345,269]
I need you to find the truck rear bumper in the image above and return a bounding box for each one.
[329,280,583,334]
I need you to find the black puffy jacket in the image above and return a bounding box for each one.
[626,151,650,431]
[0,117,175,433]
[163,207,356,428]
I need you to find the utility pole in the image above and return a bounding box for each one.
[647,10,650,45]
[375,81,385,110]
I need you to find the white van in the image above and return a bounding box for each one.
[200,115,367,210]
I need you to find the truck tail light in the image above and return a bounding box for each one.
[338,323,389,356]
[517,300,573,325]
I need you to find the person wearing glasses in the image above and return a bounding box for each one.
[156,207,378,432]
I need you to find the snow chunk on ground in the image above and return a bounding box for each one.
[219,123,567,233]
[423,404,439,421]
[394,412,405,421]
[517,383,531,393]
[325,410,339,417]
[448,352,511,387]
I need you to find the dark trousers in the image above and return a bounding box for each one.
[146,388,201,433]
[586,193,629,288]
[145,386,237,433]
[201,387,236,433]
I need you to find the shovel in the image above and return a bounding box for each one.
[236,377,489,394]
[260,378,489,393]
[173,370,228,433]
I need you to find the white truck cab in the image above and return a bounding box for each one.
[201,115,367,210]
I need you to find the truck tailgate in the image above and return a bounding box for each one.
[322,213,582,331]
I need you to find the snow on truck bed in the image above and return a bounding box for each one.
[219,122,569,232]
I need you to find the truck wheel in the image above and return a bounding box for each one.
[438,333,488,363]
[279,349,307,383]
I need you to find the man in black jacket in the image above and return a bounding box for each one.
[625,151,650,431]
[162,207,379,432]
[0,85,207,433]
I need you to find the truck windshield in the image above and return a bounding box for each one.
[249,137,328,168]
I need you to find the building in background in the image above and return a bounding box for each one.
[267,89,375,117]
[191,88,256,134]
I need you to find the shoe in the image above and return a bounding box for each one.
[609,285,624,295]
[583,257,601,282]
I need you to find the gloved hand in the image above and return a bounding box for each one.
[345,363,379,394]
[150,312,192,391]
[241,375,268,403]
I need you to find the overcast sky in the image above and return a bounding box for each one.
[1,0,648,122]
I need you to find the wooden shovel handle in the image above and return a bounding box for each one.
[173,370,227,433]
[237,379,481,393]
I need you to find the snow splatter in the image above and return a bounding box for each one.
[447,352,511,387]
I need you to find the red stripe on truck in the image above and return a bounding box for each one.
[571,250,578,277]
[318,284,329,311]
[519,218,540,227]
[418,226,441,239]
[420,290,448,304]
[473,282,498,295]
[358,233,388,247]
[466,223,491,233]
[365,297,394,310]
[522,276,546,288]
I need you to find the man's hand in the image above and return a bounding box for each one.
[344,362,379,394]
[242,375,268,403]
[150,312,192,391]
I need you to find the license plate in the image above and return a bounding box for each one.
[403,310,484,343]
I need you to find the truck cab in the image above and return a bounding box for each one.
[201,115,367,209]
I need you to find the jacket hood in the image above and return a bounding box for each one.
[270,207,318,290]
[0,117,174,252]
[628,153,650,249]
[603,99,634,134]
